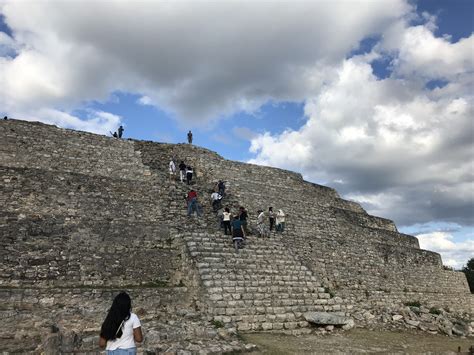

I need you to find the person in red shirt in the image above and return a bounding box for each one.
[187,190,200,216]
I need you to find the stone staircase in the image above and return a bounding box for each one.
[183,231,341,331]
[139,155,341,332]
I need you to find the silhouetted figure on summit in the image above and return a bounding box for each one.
[118,125,124,138]
[3,116,7,120]
[112,132,118,138]
[187,130,193,144]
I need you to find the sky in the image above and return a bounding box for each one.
[0,0,472,268]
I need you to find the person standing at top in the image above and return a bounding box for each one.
[169,158,176,182]
[276,209,286,233]
[268,207,275,231]
[118,125,124,138]
[178,161,186,182]
[99,291,143,354]
[187,130,193,144]
[186,166,194,185]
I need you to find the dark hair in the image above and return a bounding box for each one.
[269,207,273,211]
[225,207,230,212]
[100,292,132,341]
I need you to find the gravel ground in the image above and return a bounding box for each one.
[242,328,474,354]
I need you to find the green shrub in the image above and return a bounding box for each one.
[404,300,421,307]
[429,307,442,315]
[324,287,335,298]
[461,258,474,293]
[211,320,224,328]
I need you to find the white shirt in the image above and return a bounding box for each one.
[223,211,231,221]
[211,192,221,201]
[105,313,141,350]
[169,161,176,172]
[276,210,285,223]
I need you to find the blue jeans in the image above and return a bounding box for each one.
[277,222,285,232]
[187,198,202,216]
[187,198,196,216]
[106,348,136,355]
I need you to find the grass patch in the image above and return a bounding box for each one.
[429,307,442,315]
[404,300,421,308]
[324,287,335,298]
[211,320,225,328]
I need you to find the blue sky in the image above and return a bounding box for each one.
[0,0,472,268]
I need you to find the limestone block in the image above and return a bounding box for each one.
[273,322,284,330]
[405,319,420,327]
[209,294,223,301]
[304,311,353,326]
[392,315,403,321]
[237,323,251,331]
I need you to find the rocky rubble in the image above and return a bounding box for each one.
[354,304,473,338]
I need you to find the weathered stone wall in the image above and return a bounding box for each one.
[0,166,181,287]
[1,120,151,179]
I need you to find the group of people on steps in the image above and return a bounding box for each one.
[169,158,194,185]
[167,139,287,252]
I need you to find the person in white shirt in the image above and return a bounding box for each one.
[99,292,143,354]
[169,159,176,182]
[276,209,286,233]
[210,191,222,211]
[222,207,232,235]
[257,210,269,238]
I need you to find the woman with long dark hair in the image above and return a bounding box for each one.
[99,292,143,354]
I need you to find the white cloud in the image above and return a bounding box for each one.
[248,23,473,227]
[380,21,474,79]
[0,0,410,127]
[416,232,474,269]
[13,108,121,135]
[137,96,152,106]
